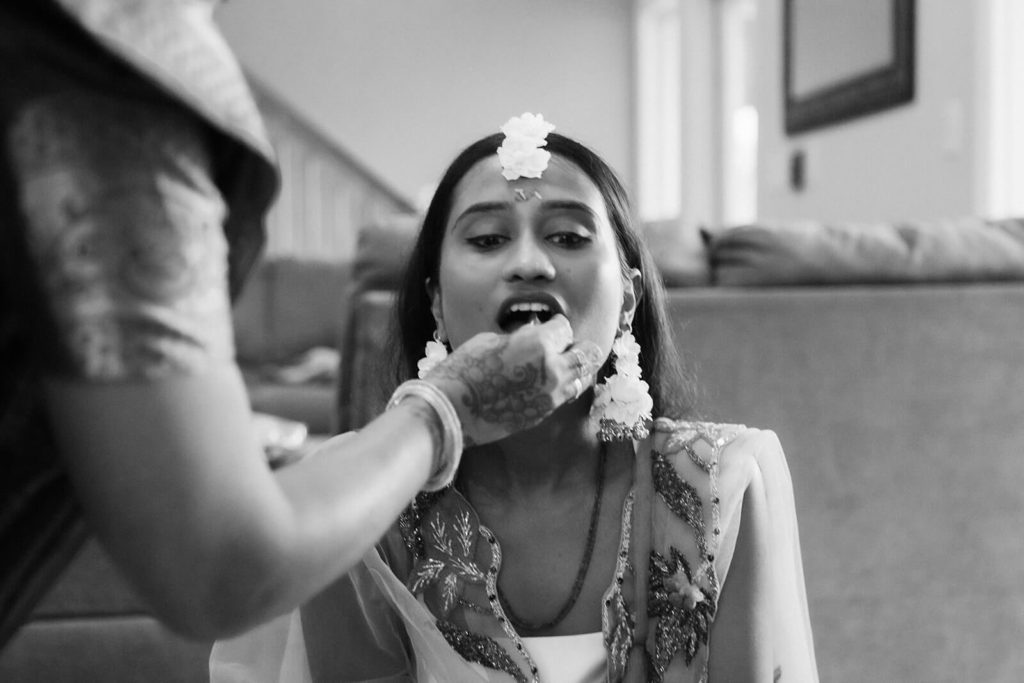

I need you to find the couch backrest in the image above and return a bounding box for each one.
[668,283,1024,681]
[233,257,352,365]
[338,282,1024,682]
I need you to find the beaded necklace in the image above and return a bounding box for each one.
[496,443,608,634]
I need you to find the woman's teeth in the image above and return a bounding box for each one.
[501,302,554,330]
[511,302,551,318]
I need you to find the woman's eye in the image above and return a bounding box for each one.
[549,232,590,247]
[466,234,507,249]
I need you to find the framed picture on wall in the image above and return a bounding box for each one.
[784,0,915,134]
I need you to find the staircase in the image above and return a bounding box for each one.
[250,78,415,261]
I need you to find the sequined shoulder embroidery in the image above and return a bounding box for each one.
[653,418,747,460]
[646,419,744,681]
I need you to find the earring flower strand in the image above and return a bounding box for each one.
[497,112,555,181]
[591,329,653,441]
[417,332,449,378]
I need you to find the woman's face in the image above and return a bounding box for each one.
[432,154,635,361]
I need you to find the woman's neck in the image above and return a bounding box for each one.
[457,401,601,501]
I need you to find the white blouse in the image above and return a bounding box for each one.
[522,632,605,683]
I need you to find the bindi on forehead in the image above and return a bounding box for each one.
[513,188,543,202]
[448,155,607,227]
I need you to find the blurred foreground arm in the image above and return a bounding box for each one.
[46,322,594,641]
[19,78,600,642]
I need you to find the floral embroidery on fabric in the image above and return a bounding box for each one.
[652,450,710,559]
[398,490,446,559]
[606,588,635,680]
[648,547,717,678]
[408,510,486,616]
[479,527,540,680]
[399,491,537,681]
[603,492,635,681]
[436,619,527,683]
[643,420,739,679]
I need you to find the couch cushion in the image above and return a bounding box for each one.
[233,258,352,364]
[704,217,1024,286]
[353,214,421,291]
[642,219,711,287]
[351,214,715,291]
[0,616,211,683]
[665,283,1024,682]
[246,380,337,435]
[336,290,398,432]
[32,540,147,617]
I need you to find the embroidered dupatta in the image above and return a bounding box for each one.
[210,420,818,682]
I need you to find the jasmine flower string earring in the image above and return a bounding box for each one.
[417,330,449,379]
[590,327,653,442]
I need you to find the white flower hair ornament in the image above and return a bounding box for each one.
[497,112,556,181]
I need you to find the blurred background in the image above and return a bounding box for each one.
[216,0,1023,260]
[3,2,1023,682]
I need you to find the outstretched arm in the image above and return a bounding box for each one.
[46,365,442,639]
[22,95,598,639]
[44,322,597,640]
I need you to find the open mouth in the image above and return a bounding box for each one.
[497,300,560,332]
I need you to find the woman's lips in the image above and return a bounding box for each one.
[496,296,563,332]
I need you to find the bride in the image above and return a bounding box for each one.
[211,114,818,682]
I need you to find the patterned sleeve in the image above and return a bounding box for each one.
[7,89,236,380]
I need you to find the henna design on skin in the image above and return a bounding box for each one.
[428,334,555,437]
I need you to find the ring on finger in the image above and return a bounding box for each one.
[571,377,584,400]
[570,348,589,375]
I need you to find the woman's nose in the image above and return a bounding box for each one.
[502,235,556,282]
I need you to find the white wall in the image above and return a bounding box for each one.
[756,0,982,222]
[216,0,634,206]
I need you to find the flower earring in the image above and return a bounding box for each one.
[590,326,653,441]
[417,330,449,378]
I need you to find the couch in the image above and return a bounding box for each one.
[5,216,1024,682]
[233,256,353,435]
[339,282,1024,681]
[337,216,1024,682]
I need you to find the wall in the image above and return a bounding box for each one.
[216,0,634,207]
[756,0,983,222]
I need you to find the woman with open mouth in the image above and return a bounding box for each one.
[212,115,819,683]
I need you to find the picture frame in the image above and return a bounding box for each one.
[784,0,915,134]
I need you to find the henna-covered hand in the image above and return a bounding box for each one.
[423,315,603,445]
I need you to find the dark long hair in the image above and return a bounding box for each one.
[392,132,694,419]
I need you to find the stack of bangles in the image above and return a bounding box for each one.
[386,379,463,491]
